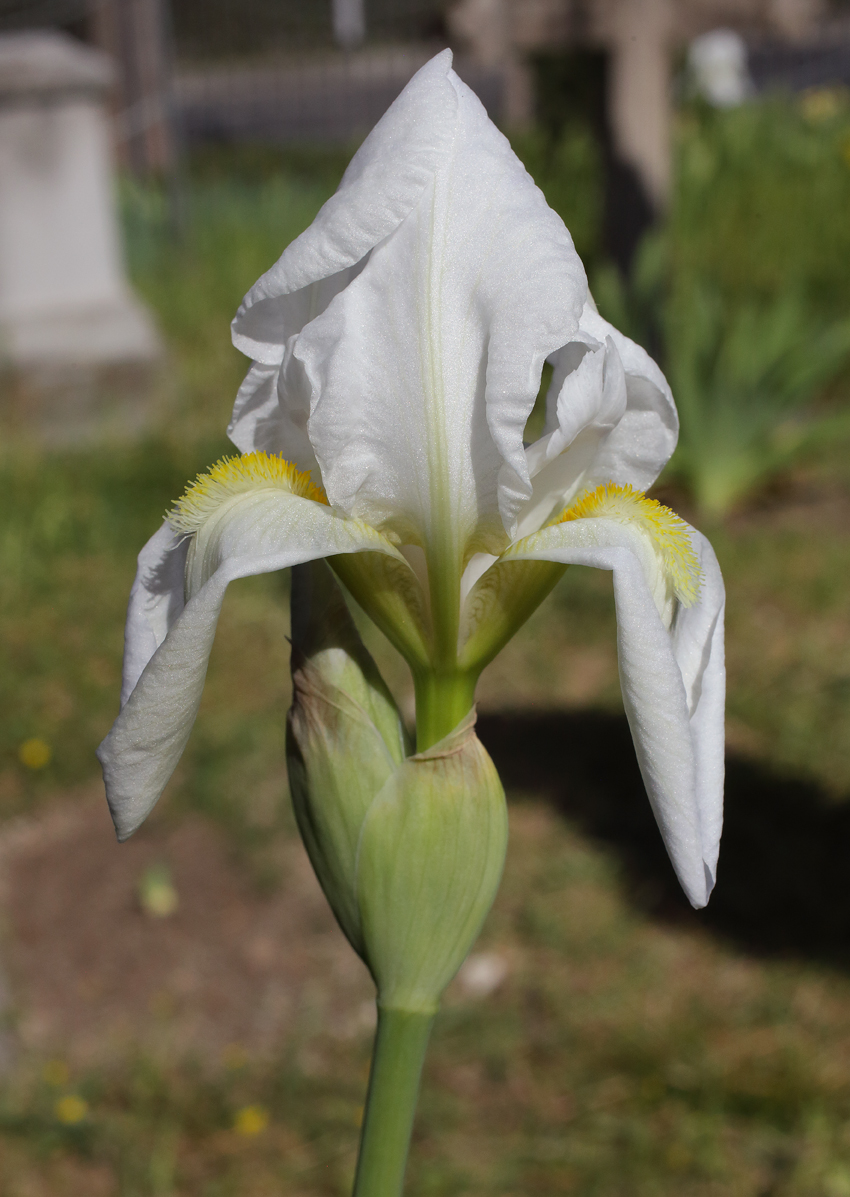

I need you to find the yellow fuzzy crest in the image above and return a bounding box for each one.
[557,483,702,606]
[168,452,327,534]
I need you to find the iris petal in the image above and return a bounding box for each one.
[98,495,404,842]
[502,516,724,908]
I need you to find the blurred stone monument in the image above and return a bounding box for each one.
[687,29,755,108]
[0,30,162,444]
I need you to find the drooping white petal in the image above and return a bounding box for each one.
[296,63,585,563]
[98,498,404,842]
[119,523,189,707]
[518,305,678,538]
[670,531,726,882]
[502,517,725,908]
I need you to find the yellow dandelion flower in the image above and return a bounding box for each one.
[137,863,179,918]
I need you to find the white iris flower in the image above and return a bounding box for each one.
[98,51,724,911]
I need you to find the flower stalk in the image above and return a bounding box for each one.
[352,1009,434,1197]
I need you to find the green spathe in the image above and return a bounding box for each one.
[357,708,508,1012]
[287,560,410,957]
[287,560,508,1010]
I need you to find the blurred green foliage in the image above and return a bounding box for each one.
[595,90,850,514]
[672,93,850,319]
[514,51,607,275]
[665,285,850,515]
[512,124,604,272]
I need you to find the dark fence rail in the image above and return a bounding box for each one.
[171,0,446,58]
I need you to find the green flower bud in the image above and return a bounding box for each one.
[287,561,508,1012]
[356,709,508,1013]
[287,560,411,957]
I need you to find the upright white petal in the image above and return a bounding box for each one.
[573,308,678,492]
[98,498,403,842]
[296,64,585,563]
[502,518,724,908]
[227,360,319,475]
[519,338,626,537]
[231,51,459,366]
[518,306,678,538]
[228,52,461,463]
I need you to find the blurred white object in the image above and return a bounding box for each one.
[0,31,160,372]
[687,29,754,108]
[332,0,365,49]
[457,951,509,999]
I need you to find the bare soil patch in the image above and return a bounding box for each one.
[0,790,373,1069]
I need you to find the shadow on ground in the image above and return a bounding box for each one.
[478,710,850,967]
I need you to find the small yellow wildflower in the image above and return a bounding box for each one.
[234,1104,269,1136]
[800,87,845,123]
[56,1095,88,1124]
[19,738,51,770]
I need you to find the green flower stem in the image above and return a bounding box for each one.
[352,1007,435,1197]
[413,670,478,751]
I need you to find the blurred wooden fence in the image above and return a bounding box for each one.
[1,0,849,181]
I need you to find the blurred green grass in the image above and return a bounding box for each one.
[2,105,850,1194]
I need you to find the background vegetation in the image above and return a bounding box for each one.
[2,88,850,1195]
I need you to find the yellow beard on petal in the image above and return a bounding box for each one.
[556,483,702,607]
[168,452,328,534]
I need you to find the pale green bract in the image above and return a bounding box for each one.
[287,559,507,1012]
[97,48,726,1018]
